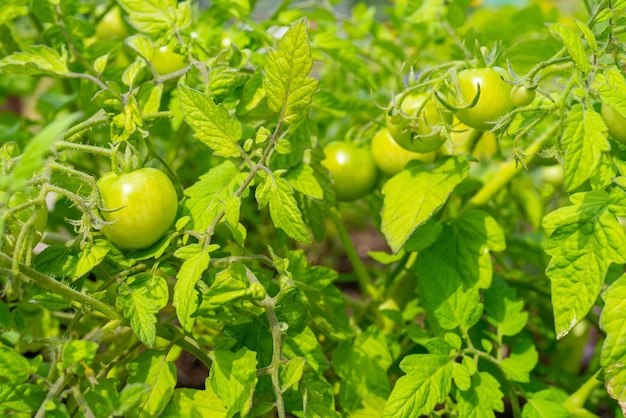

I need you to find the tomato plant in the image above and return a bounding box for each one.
[371,128,436,176]
[1,1,626,417]
[601,103,626,144]
[322,141,377,201]
[386,92,451,152]
[456,66,515,131]
[98,168,178,250]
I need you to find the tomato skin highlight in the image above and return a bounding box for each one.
[98,168,178,250]
[601,103,626,144]
[386,93,451,153]
[322,142,377,202]
[371,128,436,176]
[152,45,187,75]
[456,67,515,131]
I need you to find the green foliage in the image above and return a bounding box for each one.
[1,0,626,416]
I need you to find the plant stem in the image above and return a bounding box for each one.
[563,369,602,413]
[328,207,377,299]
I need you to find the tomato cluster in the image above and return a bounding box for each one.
[98,168,178,250]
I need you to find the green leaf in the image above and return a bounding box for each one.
[117,273,169,347]
[62,340,98,370]
[0,347,32,383]
[179,85,242,157]
[499,336,538,383]
[195,262,259,318]
[126,350,177,418]
[0,45,69,76]
[209,347,258,418]
[350,396,387,418]
[117,384,151,417]
[543,189,626,338]
[561,104,610,191]
[484,276,528,337]
[333,326,392,412]
[182,161,248,232]
[285,163,324,200]
[280,357,306,393]
[283,327,330,374]
[600,273,626,413]
[0,382,45,415]
[125,34,155,61]
[0,2,29,26]
[381,156,469,253]
[161,383,227,418]
[548,23,589,73]
[209,66,249,102]
[457,372,504,418]
[522,390,570,418]
[118,0,190,36]
[263,19,318,123]
[73,241,109,279]
[301,371,340,418]
[382,353,454,417]
[594,69,626,118]
[417,252,483,333]
[10,112,81,190]
[425,210,505,288]
[173,244,215,332]
[256,175,312,243]
[275,285,309,336]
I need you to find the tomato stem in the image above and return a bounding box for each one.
[328,207,377,299]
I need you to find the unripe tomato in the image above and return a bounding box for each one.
[322,142,377,202]
[450,119,498,160]
[98,168,178,250]
[371,128,436,176]
[2,190,48,251]
[601,103,626,144]
[95,6,129,40]
[540,164,564,187]
[152,44,187,76]
[385,93,451,152]
[456,67,514,131]
[510,85,536,107]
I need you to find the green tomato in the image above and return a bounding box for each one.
[386,92,451,152]
[152,44,187,75]
[95,6,129,40]
[98,168,178,250]
[601,103,626,144]
[510,85,536,108]
[456,67,514,131]
[2,190,48,251]
[540,164,564,187]
[371,128,436,176]
[322,142,377,202]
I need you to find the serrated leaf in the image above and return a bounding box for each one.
[209,348,258,418]
[382,353,454,417]
[182,161,248,232]
[561,104,610,191]
[117,273,168,347]
[122,59,147,86]
[425,210,505,288]
[62,340,98,369]
[484,276,528,337]
[600,273,626,414]
[126,350,177,418]
[333,326,392,412]
[257,175,311,243]
[381,156,469,253]
[280,357,306,393]
[457,372,504,418]
[195,262,254,317]
[301,371,340,418]
[0,45,68,76]
[522,390,570,418]
[263,19,318,123]
[0,347,31,384]
[173,244,215,332]
[0,382,45,415]
[548,23,589,73]
[417,252,483,333]
[179,85,242,157]
[543,189,626,338]
[125,34,155,61]
[118,0,190,36]
[285,163,323,199]
[161,384,227,418]
[73,241,109,279]
[499,337,538,383]
[575,21,597,52]
[594,70,626,119]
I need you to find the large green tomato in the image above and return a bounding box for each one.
[152,44,187,76]
[601,103,626,144]
[386,93,451,152]
[371,128,436,176]
[456,67,514,131]
[322,142,377,202]
[95,6,129,40]
[2,190,48,251]
[98,168,178,250]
